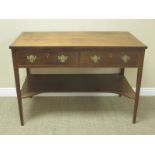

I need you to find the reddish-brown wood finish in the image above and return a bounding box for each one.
[12,52,24,125]
[10,32,147,48]
[10,32,147,126]
[12,48,143,68]
[21,74,135,99]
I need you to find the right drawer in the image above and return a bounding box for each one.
[80,49,141,67]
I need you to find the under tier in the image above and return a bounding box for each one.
[21,74,135,99]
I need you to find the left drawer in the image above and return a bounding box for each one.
[13,49,79,67]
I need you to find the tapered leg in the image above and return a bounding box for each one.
[120,68,125,75]
[26,68,32,98]
[13,66,24,126]
[119,68,125,97]
[26,68,30,75]
[133,68,143,124]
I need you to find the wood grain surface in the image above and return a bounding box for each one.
[21,74,135,99]
[10,32,147,48]
[10,31,147,125]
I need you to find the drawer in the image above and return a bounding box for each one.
[14,49,79,67]
[80,49,140,67]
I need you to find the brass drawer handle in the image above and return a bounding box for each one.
[57,54,68,63]
[121,55,130,63]
[27,55,37,63]
[91,55,101,63]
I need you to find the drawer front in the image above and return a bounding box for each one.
[80,50,140,67]
[14,49,79,66]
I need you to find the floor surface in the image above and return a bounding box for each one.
[0,96,155,134]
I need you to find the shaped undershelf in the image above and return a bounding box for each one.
[21,74,135,99]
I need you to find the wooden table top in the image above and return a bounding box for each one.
[10,32,147,48]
